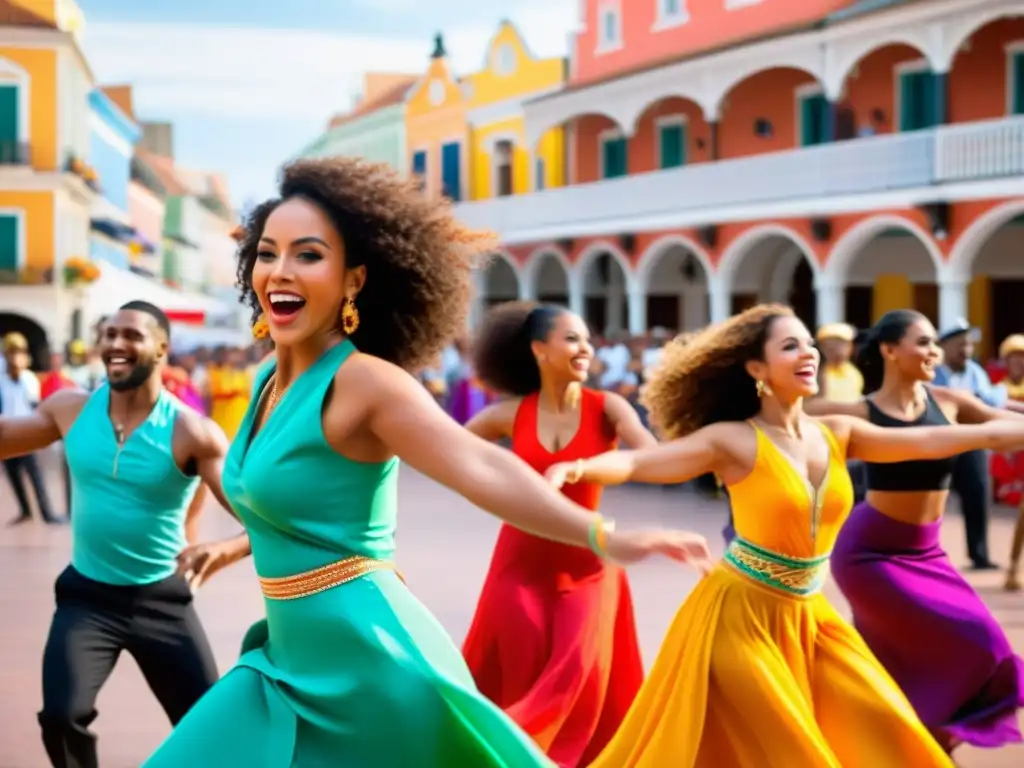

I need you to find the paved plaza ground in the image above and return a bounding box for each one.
[1,450,1022,767]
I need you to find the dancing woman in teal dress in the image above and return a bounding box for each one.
[148,158,710,767]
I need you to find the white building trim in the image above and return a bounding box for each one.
[466,85,562,128]
[487,133,518,198]
[821,213,943,285]
[0,206,27,268]
[652,0,689,32]
[946,198,1024,280]
[88,109,136,158]
[524,0,1013,146]
[595,0,624,56]
[574,238,631,283]
[634,233,712,288]
[717,224,820,288]
[0,57,30,144]
[653,114,687,168]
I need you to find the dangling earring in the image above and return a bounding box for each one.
[756,379,772,398]
[340,297,360,335]
[252,315,270,340]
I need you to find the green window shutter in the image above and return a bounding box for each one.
[0,214,18,272]
[898,72,917,131]
[1013,52,1024,115]
[658,123,685,168]
[602,137,627,178]
[0,85,18,163]
[800,94,829,146]
[900,70,937,131]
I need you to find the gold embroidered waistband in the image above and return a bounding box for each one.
[259,556,402,601]
[723,537,830,596]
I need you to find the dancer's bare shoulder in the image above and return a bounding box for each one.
[39,388,91,434]
[173,406,229,462]
[465,398,519,441]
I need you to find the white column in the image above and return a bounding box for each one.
[469,270,486,329]
[682,284,706,330]
[627,277,646,335]
[708,274,730,324]
[568,269,585,318]
[938,275,968,331]
[814,280,844,326]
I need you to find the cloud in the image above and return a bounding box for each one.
[82,3,578,122]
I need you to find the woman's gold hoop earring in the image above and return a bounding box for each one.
[340,297,360,335]
[756,379,772,398]
[252,315,270,340]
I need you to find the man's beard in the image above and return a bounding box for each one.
[107,359,157,392]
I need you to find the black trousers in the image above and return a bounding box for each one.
[3,453,56,521]
[38,566,219,768]
[952,448,991,565]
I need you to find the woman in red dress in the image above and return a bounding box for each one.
[461,302,656,767]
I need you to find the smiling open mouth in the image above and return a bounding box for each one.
[269,291,307,319]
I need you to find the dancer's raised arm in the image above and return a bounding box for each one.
[822,413,1024,463]
[367,361,709,566]
[0,388,86,459]
[546,421,738,488]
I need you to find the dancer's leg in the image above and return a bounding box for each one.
[38,570,129,768]
[127,576,219,723]
[954,449,993,567]
[4,457,33,522]
[1006,500,1024,591]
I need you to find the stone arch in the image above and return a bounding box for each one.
[939,1,1024,73]
[574,240,632,335]
[0,312,50,372]
[525,104,627,150]
[717,224,819,287]
[574,240,632,283]
[706,55,826,120]
[523,246,571,301]
[822,214,943,284]
[480,250,523,302]
[826,34,939,100]
[947,199,1024,281]
[634,234,713,288]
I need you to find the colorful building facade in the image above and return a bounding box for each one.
[405,35,470,201]
[299,72,417,173]
[452,0,1024,358]
[0,0,95,361]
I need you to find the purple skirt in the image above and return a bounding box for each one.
[832,502,1024,750]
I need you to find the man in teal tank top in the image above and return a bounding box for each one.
[0,301,252,768]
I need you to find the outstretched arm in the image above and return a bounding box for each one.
[0,389,84,460]
[933,386,1024,423]
[463,399,517,442]
[549,423,728,487]
[823,414,1024,463]
[603,392,657,449]
[366,366,708,565]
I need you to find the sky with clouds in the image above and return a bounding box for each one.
[77,0,578,211]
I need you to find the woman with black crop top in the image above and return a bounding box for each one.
[808,309,1024,756]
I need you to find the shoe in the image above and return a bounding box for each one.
[969,560,999,571]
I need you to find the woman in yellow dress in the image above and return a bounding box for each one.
[546,304,1024,767]
[208,346,252,440]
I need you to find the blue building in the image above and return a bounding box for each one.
[87,89,143,270]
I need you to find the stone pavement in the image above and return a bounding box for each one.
[0,450,1021,767]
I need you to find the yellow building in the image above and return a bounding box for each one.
[461,21,566,200]
[405,34,469,201]
[0,0,96,357]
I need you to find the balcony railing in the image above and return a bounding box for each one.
[453,115,1024,242]
[0,140,31,166]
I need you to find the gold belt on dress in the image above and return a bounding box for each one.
[259,556,403,600]
[723,537,830,596]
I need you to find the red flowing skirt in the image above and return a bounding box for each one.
[462,524,643,768]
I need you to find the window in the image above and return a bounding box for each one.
[0,84,18,164]
[600,131,628,179]
[655,0,689,29]
[535,157,546,191]
[897,64,938,132]
[412,150,427,191]
[797,89,830,146]
[493,43,516,76]
[0,213,20,272]
[597,1,622,52]
[441,141,461,201]
[1008,47,1024,114]
[494,140,514,197]
[428,80,446,107]
[657,118,686,169]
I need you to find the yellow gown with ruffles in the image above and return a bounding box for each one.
[589,421,954,767]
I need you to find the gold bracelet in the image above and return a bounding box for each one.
[568,458,584,484]
[587,514,615,558]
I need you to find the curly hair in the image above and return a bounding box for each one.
[642,303,794,439]
[472,302,569,395]
[235,157,496,370]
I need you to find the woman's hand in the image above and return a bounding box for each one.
[545,461,576,489]
[607,529,713,573]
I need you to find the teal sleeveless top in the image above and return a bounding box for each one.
[66,385,200,586]
[223,340,399,578]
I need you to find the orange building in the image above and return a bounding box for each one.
[454,0,1024,358]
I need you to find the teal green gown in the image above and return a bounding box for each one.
[144,341,553,767]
